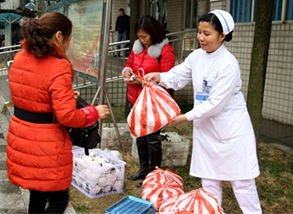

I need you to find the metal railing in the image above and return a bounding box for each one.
[1,30,197,106]
[72,29,197,108]
[72,29,197,96]
[0,45,22,76]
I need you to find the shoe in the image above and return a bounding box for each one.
[127,168,149,180]
[136,182,143,188]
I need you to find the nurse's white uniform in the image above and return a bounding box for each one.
[159,44,260,181]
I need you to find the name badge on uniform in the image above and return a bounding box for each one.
[195,78,212,101]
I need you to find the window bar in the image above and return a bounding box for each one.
[289,0,293,20]
[282,0,287,21]
[251,0,255,22]
[190,0,194,29]
[247,0,251,22]
[237,0,241,22]
[232,0,236,20]
[275,0,280,20]
[242,0,245,22]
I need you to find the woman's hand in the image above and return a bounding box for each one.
[124,76,143,85]
[95,105,110,119]
[74,91,80,98]
[167,114,188,126]
[124,69,134,79]
[145,73,161,84]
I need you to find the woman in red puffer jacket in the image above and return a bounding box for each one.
[122,15,175,188]
[7,12,109,213]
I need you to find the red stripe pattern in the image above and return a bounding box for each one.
[158,188,224,214]
[143,167,184,188]
[127,84,180,138]
[142,180,184,211]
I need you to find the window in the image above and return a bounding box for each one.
[285,0,293,20]
[273,0,283,20]
[185,0,197,29]
[148,0,167,29]
[229,0,293,23]
[231,0,253,22]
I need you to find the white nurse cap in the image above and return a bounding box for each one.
[209,9,235,35]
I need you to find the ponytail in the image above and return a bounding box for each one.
[21,18,54,58]
[21,12,72,58]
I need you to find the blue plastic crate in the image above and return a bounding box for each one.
[105,196,152,214]
[142,207,156,214]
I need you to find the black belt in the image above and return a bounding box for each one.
[14,106,58,124]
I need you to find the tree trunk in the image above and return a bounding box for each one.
[124,0,140,118]
[247,0,274,144]
[129,0,140,50]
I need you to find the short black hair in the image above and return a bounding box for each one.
[198,13,233,42]
[134,15,166,45]
[119,8,124,12]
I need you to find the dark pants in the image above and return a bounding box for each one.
[28,189,69,214]
[117,33,129,56]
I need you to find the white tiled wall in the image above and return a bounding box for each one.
[211,2,293,126]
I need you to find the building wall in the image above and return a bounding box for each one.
[96,0,293,126]
[166,0,185,59]
[0,0,19,9]
[110,0,127,33]
[210,1,293,125]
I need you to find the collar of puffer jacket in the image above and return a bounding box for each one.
[21,39,74,79]
[21,39,68,60]
[133,38,169,58]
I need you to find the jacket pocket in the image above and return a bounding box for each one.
[210,111,241,142]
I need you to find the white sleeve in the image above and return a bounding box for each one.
[185,62,240,120]
[159,51,196,90]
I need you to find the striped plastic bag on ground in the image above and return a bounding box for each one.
[127,69,180,138]
[143,167,183,188]
[158,198,177,213]
[142,180,184,211]
[171,188,224,214]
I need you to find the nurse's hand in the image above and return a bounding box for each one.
[145,73,161,84]
[167,114,188,126]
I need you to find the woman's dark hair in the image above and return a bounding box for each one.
[198,13,233,42]
[134,15,166,45]
[21,12,72,58]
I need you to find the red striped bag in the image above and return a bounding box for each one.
[127,69,180,138]
[172,188,224,214]
[159,198,177,213]
[142,180,184,211]
[143,167,183,188]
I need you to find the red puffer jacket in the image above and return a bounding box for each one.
[123,39,175,104]
[6,40,99,192]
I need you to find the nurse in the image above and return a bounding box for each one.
[145,10,262,213]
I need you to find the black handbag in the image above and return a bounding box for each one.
[67,97,101,155]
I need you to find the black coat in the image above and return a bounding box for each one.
[115,14,130,34]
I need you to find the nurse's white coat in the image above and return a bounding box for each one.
[159,44,260,180]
